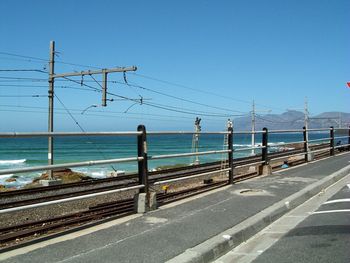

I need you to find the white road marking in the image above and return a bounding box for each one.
[323,198,350,205]
[312,209,350,215]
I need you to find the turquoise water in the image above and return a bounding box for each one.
[0,131,343,188]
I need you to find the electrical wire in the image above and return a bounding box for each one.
[114,80,245,114]
[130,72,288,112]
[0,104,229,122]
[54,94,118,172]
[0,95,46,98]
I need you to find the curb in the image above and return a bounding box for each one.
[166,164,350,263]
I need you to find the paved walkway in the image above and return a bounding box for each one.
[1,153,349,263]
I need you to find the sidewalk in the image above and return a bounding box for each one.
[1,153,350,263]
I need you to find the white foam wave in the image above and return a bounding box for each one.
[0,174,13,179]
[91,171,106,178]
[0,159,26,165]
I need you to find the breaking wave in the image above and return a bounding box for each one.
[0,159,26,165]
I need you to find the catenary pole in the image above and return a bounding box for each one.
[45,41,137,182]
[48,40,55,180]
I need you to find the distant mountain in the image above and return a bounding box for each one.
[233,111,350,131]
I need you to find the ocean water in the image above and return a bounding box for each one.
[0,131,344,188]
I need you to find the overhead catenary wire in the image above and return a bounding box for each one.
[114,80,245,114]
[61,76,239,117]
[129,72,288,112]
[54,94,117,172]
[0,95,46,98]
[0,104,231,122]
[0,51,103,69]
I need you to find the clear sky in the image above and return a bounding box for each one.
[0,0,349,131]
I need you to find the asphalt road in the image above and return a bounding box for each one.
[252,184,350,263]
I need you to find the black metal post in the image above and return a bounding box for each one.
[262,128,269,165]
[137,125,149,194]
[228,126,234,184]
[330,126,335,156]
[303,126,308,162]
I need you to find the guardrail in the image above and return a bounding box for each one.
[0,125,349,211]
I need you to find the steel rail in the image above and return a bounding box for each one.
[234,161,264,168]
[268,129,304,133]
[308,147,332,154]
[233,130,266,134]
[307,128,331,132]
[0,157,143,176]
[233,146,266,152]
[148,131,229,135]
[0,184,144,214]
[148,150,230,160]
[308,137,331,143]
[334,136,350,139]
[267,140,306,147]
[334,128,350,131]
[0,131,142,138]
[153,168,231,185]
[334,143,350,149]
[269,151,307,161]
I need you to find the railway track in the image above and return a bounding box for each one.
[0,144,336,250]
[0,181,228,248]
[0,144,331,210]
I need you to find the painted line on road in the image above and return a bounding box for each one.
[312,209,350,215]
[323,198,350,205]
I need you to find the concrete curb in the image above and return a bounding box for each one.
[166,164,350,263]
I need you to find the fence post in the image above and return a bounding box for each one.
[228,126,234,184]
[259,127,271,175]
[262,127,268,165]
[330,126,335,156]
[303,126,308,162]
[137,125,149,194]
[348,126,350,151]
[135,125,154,213]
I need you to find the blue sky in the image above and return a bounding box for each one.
[0,0,349,131]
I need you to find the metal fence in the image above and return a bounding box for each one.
[0,125,349,210]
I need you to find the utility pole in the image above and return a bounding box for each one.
[250,100,270,156]
[45,41,137,184]
[251,100,256,156]
[47,40,55,180]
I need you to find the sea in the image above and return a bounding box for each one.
[0,131,346,188]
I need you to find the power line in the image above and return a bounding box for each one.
[62,75,242,117]
[55,94,118,172]
[0,69,47,73]
[114,80,245,114]
[0,51,103,69]
[130,72,251,104]
[0,51,47,62]
[0,76,46,81]
[0,95,46,98]
[130,72,287,112]
[0,104,230,122]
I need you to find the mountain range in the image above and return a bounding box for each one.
[233,111,350,131]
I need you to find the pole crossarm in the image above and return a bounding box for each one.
[52,66,137,79]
